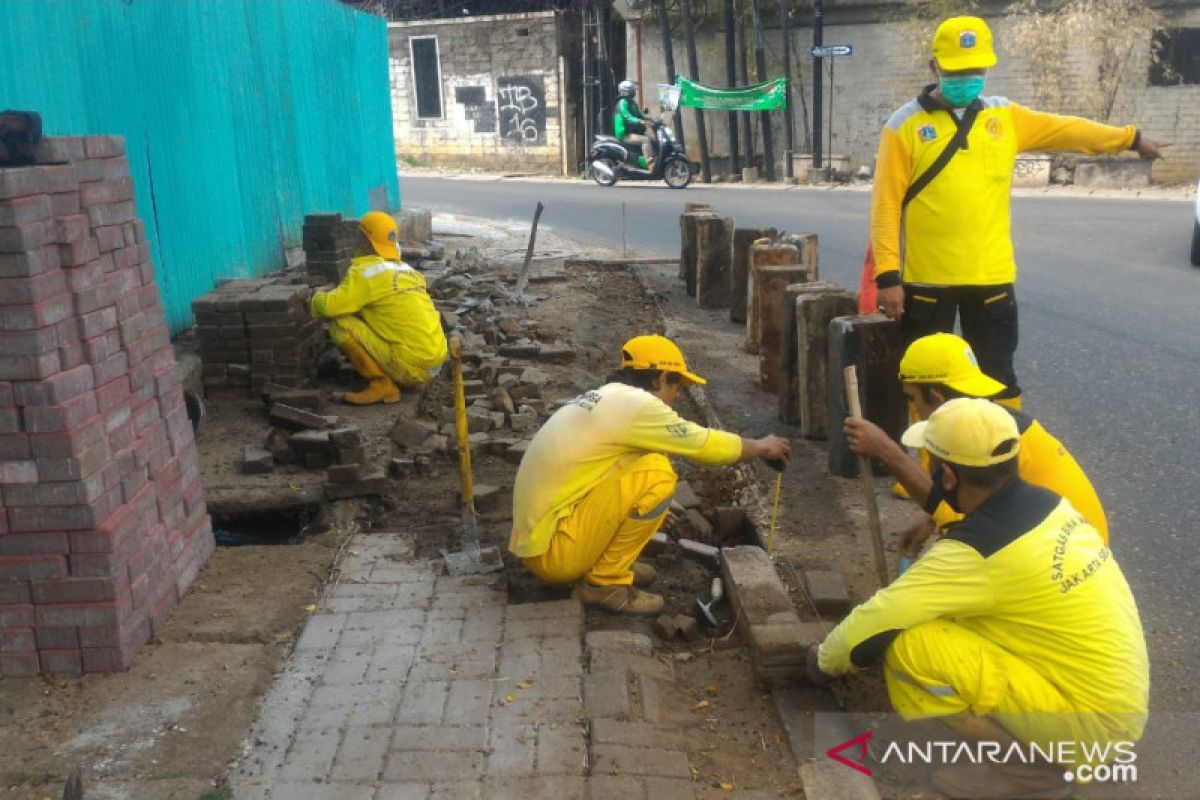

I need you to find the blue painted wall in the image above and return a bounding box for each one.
[0,0,400,332]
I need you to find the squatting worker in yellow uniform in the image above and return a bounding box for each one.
[810,399,1148,798]
[871,16,1166,409]
[310,212,448,405]
[844,334,1107,559]
[510,335,791,616]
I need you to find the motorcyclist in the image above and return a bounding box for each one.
[613,80,656,171]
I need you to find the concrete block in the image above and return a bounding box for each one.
[268,402,333,431]
[678,537,719,564]
[240,446,273,474]
[746,243,800,355]
[720,545,807,687]
[324,470,388,500]
[673,480,701,509]
[756,267,811,393]
[678,207,716,296]
[695,215,734,309]
[805,570,851,616]
[826,315,905,479]
[731,226,776,324]
[651,613,679,640]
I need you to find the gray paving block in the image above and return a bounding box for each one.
[384,749,485,783]
[583,669,631,720]
[798,759,882,799]
[294,613,347,651]
[266,782,378,800]
[535,721,586,775]
[590,743,692,779]
[279,727,340,781]
[429,782,482,800]
[419,616,465,646]
[397,680,449,725]
[374,784,429,800]
[587,776,645,800]
[302,683,402,731]
[486,719,537,777]
[443,678,493,726]
[411,641,497,682]
[330,726,390,782]
[643,777,700,800]
[365,643,417,684]
[503,598,583,623]
[584,630,653,656]
[805,569,852,616]
[391,724,488,753]
[460,605,505,642]
[482,776,586,800]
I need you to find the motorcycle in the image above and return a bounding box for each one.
[586,118,694,189]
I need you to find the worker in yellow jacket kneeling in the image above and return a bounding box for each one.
[310,212,448,405]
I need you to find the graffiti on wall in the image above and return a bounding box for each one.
[497,76,545,145]
[455,85,496,134]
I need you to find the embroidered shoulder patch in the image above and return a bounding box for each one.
[918,125,938,142]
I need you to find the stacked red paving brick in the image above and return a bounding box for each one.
[0,136,212,676]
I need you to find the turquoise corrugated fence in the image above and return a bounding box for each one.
[0,0,400,332]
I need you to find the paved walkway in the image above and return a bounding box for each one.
[230,532,701,799]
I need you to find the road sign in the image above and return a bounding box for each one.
[811,44,853,58]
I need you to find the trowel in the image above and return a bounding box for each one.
[440,337,503,575]
[696,576,724,627]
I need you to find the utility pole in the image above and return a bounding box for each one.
[812,0,824,171]
[654,0,685,149]
[750,0,775,181]
[680,0,710,182]
[780,0,794,179]
[736,0,754,171]
[582,1,592,152]
[724,0,740,176]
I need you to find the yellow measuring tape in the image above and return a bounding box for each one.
[767,471,783,554]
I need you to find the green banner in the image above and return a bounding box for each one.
[676,76,787,111]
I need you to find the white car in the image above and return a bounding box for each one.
[1193,178,1200,266]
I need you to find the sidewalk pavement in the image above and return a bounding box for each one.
[230,531,703,799]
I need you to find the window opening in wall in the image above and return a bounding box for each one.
[1150,28,1200,86]
[516,27,530,36]
[410,35,444,118]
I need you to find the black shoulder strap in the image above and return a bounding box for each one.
[903,104,980,207]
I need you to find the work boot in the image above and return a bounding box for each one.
[932,763,1072,800]
[338,338,400,405]
[631,561,657,587]
[572,583,664,616]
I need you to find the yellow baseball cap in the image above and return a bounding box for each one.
[621,335,706,386]
[899,333,1006,398]
[902,397,1020,467]
[359,211,400,260]
[932,16,997,72]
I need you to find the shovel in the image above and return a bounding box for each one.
[440,336,503,575]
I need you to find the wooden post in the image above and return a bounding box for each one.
[780,232,819,281]
[695,216,735,309]
[756,266,811,392]
[746,242,799,353]
[845,365,891,589]
[750,0,776,181]
[654,0,685,148]
[736,0,754,171]
[679,205,716,296]
[680,0,711,183]
[513,201,545,300]
[795,288,858,437]
[826,315,906,478]
[777,281,850,426]
[731,226,775,324]
[724,0,741,176]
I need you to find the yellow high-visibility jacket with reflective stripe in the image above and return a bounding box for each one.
[310,256,448,369]
[871,91,1136,286]
[819,480,1148,742]
[510,383,743,558]
[932,410,1108,543]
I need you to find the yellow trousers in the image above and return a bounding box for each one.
[885,621,1110,754]
[524,454,676,587]
[327,316,442,387]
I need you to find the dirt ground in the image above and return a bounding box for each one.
[1,214,912,799]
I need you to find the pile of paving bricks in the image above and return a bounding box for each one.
[302,212,358,287]
[191,278,323,395]
[0,135,212,676]
[241,385,386,501]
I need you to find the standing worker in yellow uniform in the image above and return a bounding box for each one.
[511,335,791,615]
[844,333,1107,556]
[811,399,1148,799]
[310,212,448,405]
[872,16,1166,408]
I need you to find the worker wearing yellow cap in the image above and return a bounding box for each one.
[310,211,448,405]
[510,335,791,615]
[844,333,1107,557]
[812,398,1148,798]
[871,16,1167,410]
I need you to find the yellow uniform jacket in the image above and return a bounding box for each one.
[510,383,743,558]
[820,480,1148,742]
[871,88,1136,287]
[310,255,448,369]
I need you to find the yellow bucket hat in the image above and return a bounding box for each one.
[932,16,997,72]
[359,211,400,261]
[620,335,706,386]
[902,397,1020,467]
[899,333,1007,398]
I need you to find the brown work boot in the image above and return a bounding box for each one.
[932,763,1072,799]
[631,561,657,587]
[572,583,664,616]
[342,377,400,405]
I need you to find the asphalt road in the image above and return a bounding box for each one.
[404,174,1199,713]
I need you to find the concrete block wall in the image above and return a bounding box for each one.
[628,3,1200,183]
[0,136,212,676]
[389,12,567,174]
